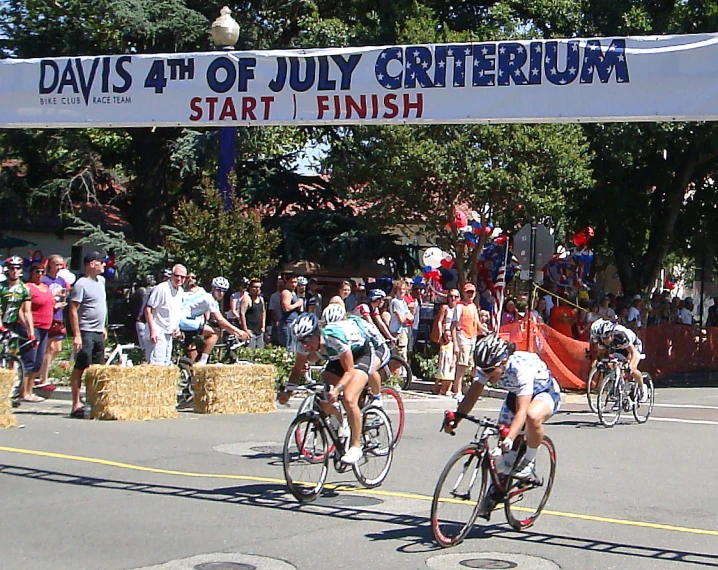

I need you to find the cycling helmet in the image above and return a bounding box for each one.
[162,268,172,279]
[322,303,346,323]
[297,276,308,286]
[474,333,511,370]
[368,289,386,302]
[590,318,615,340]
[4,256,23,267]
[211,276,230,291]
[293,312,320,339]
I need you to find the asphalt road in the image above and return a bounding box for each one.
[1,387,717,570]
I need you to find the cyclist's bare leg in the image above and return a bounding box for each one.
[368,370,381,395]
[342,368,369,449]
[320,371,343,425]
[525,399,552,449]
[198,326,218,364]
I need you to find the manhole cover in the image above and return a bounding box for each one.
[313,495,383,507]
[249,445,284,454]
[194,562,257,570]
[460,560,518,569]
[428,552,560,570]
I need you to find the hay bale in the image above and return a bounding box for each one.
[193,364,276,415]
[84,365,178,421]
[0,369,17,428]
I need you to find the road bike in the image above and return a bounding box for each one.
[431,410,556,547]
[384,345,413,391]
[295,375,404,448]
[0,329,32,406]
[585,352,605,414]
[105,324,139,366]
[596,354,655,427]
[282,381,394,503]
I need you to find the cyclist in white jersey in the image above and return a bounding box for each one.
[444,334,561,481]
[179,276,248,364]
[589,318,647,401]
[282,312,380,464]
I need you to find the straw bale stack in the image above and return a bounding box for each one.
[0,369,18,428]
[193,364,276,414]
[85,365,178,421]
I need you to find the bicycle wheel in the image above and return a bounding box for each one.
[430,445,487,547]
[586,367,603,414]
[633,373,655,424]
[383,355,413,390]
[379,386,405,447]
[283,413,329,503]
[597,372,622,427]
[504,436,557,531]
[176,357,194,407]
[352,407,393,488]
[0,353,24,404]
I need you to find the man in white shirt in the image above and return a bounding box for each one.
[626,294,643,332]
[678,297,694,325]
[145,264,186,366]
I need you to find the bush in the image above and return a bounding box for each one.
[232,345,295,387]
[413,351,438,381]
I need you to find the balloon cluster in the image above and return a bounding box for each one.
[103,255,117,279]
[448,209,501,249]
[23,250,44,268]
[421,247,458,296]
[544,226,595,291]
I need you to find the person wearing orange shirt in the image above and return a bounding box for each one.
[549,297,576,338]
[450,283,480,399]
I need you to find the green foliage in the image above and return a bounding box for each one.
[165,184,281,287]
[68,217,168,276]
[232,346,296,387]
[413,351,438,381]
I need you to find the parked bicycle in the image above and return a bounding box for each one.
[282,381,394,503]
[431,410,556,547]
[596,354,655,427]
[105,324,138,366]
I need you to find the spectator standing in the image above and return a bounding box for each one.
[296,276,308,311]
[627,294,643,332]
[451,282,480,399]
[597,296,617,321]
[344,280,359,312]
[21,263,55,401]
[130,274,156,363]
[68,251,108,418]
[501,298,520,326]
[306,278,323,315]
[388,279,411,362]
[573,301,591,341]
[226,277,248,324]
[0,257,36,401]
[409,282,425,355]
[478,309,491,335]
[617,305,630,327]
[144,264,186,366]
[549,297,576,338]
[278,274,303,347]
[706,296,718,327]
[678,297,695,325]
[531,297,549,324]
[434,289,459,394]
[239,279,266,348]
[328,280,352,307]
[267,278,285,345]
[38,254,69,389]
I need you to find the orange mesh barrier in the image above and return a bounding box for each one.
[499,317,718,389]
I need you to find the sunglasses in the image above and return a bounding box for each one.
[481,366,498,374]
[172,274,187,279]
[297,335,315,345]
[8,265,23,270]
[33,269,46,274]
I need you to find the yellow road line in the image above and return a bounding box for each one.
[1,445,717,537]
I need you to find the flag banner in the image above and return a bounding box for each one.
[2,33,718,128]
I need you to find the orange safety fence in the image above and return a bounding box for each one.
[500,316,718,389]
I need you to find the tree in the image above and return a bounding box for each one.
[325,123,593,284]
[165,184,281,286]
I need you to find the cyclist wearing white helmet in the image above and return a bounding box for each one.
[322,302,346,323]
[281,311,382,465]
[444,333,561,490]
[353,289,395,343]
[588,317,647,401]
[179,276,249,364]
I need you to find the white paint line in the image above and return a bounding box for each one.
[650,417,718,426]
[653,403,718,410]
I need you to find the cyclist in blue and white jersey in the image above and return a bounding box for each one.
[444,334,561,481]
[283,312,381,464]
[179,276,248,364]
[589,318,647,401]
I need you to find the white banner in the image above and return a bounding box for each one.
[1,33,717,128]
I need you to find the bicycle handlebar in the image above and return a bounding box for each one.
[441,410,509,438]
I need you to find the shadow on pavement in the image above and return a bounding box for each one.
[1,463,717,567]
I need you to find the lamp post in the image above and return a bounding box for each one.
[211,6,240,211]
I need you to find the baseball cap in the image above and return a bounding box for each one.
[463,283,476,292]
[83,250,105,264]
[632,294,641,301]
[684,296,694,303]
